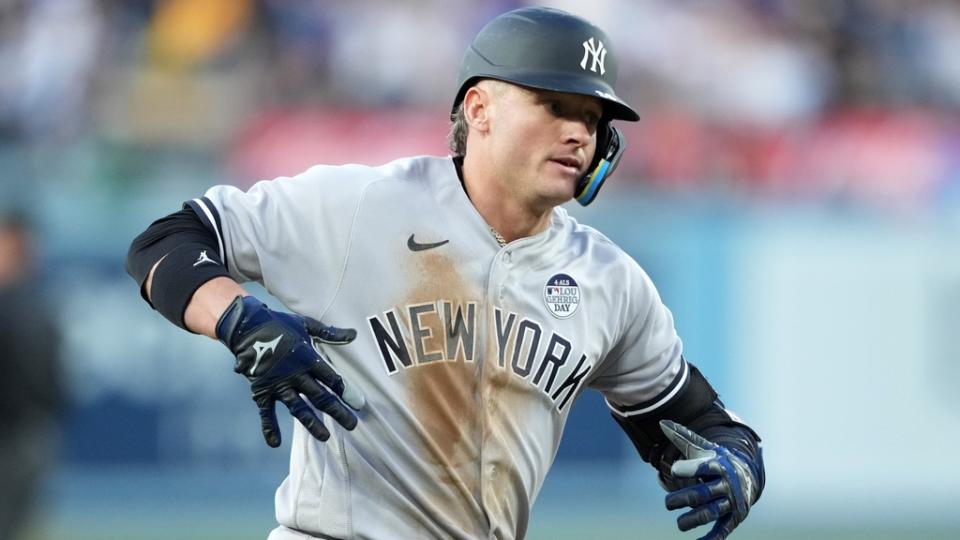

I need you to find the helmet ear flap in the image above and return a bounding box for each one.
[575,124,626,206]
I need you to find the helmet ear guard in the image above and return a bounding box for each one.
[575,124,626,206]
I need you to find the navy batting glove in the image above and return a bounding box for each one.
[659,420,762,540]
[216,295,365,447]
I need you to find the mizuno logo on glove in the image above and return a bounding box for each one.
[251,335,283,375]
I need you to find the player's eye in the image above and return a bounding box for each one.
[546,100,564,117]
[584,112,600,131]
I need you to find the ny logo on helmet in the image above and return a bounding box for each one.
[580,37,607,75]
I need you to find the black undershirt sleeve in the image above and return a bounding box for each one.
[610,361,763,492]
[125,198,231,330]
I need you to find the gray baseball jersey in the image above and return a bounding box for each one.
[193,155,686,540]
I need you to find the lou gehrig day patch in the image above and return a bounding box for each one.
[543,273,581,319]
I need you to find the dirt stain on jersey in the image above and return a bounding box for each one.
[402,250,482,495]
[401,249,538,536]
[479,316,533,538]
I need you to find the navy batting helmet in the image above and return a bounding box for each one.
[452,7,639,122]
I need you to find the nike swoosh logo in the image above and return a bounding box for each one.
[407,234,449,252]
[250,335,283,375]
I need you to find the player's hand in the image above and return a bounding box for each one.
[659,420,760,540]
[216,295,366,447]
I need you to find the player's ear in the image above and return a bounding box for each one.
[463,85,490,133]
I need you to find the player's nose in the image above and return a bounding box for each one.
[562,118,591,148]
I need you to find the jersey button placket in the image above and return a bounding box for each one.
[498,252,512,301]
[481,250,508,525]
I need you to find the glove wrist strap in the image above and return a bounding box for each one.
[215,295,270,349]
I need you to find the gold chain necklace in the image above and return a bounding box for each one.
[490,227,507,247]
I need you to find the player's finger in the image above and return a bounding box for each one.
[665,478,727,510]
[303,317,357,344]
[660,420,719,460]
[254,394,282,448]
[296,374,359,431]
[278,387,331,442]
[676,498,732,532]
[697,515,736,540]
[672,455,722,479]
[310,360,366,410]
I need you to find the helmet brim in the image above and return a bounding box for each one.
[454,71,639,122]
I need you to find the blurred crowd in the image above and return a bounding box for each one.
[2,0,959,210]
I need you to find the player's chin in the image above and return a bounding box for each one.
[541,182,577,206]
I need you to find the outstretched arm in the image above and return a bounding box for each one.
[127,206,364,447]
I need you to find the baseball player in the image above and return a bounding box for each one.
[126,7,764,540]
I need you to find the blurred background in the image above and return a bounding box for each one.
[1,0,959,539]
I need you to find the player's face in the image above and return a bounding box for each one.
[490,85,602,209]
